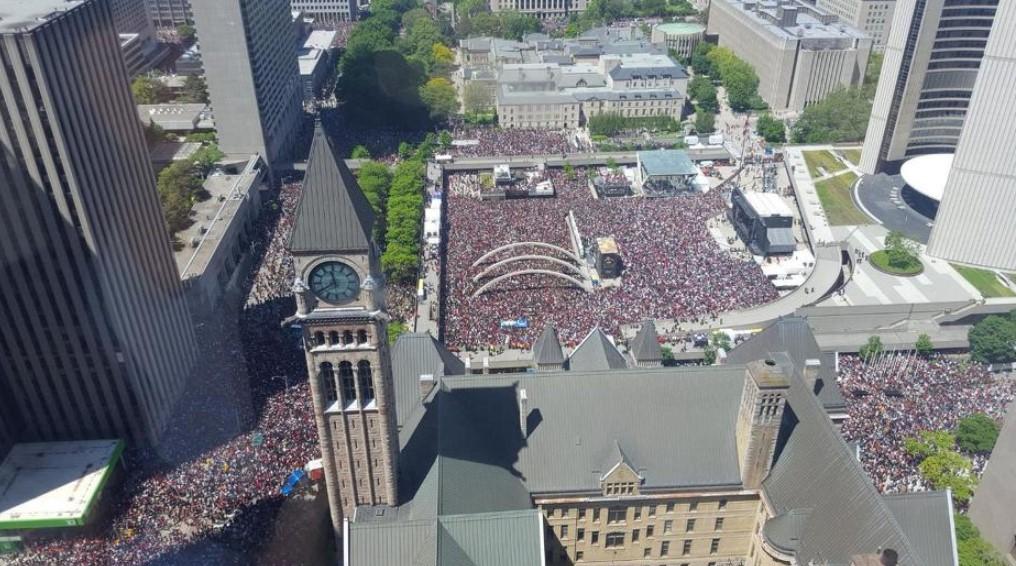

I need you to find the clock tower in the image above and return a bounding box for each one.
[288,123,399,536]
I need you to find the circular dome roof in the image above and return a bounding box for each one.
[900,153,954,202]
[655,22,706,35]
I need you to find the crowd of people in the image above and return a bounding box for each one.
[448,127,578,157]
[12,183,321,565]
[839,353,1016,494]
[443,168,779,350]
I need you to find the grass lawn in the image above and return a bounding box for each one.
[814,172,873,225]
[840,149,862,166]
[803,150,846,178]
[952,265,1016,298]
[871,250,923,276]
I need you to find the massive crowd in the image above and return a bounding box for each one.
[448,127,580,157]
[839,353,1016,494]
[443,168,779,350]
[11,184,321,565]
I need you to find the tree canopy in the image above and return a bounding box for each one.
[791,87,872,143]
[905,430,978,504]
[756,113,786,143]
[954,513,1006,566]
[419,77,458,122]
[131,75,171,104]
[955,413,1000,454]
[968,311,1016,364]
[859,335,883,362]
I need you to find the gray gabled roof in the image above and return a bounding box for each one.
[968,397,1016,560]
[629,319,663,362]
[532,325,565,365]
[391,332,466,428]
[567,328,628,371]
[289,123,375,253]
[882,491,957,566]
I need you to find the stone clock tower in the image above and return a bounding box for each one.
[287,124,399,535]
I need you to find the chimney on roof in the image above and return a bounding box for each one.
[804,358,821,386]
[519,388,529,439]
[880,549,899,566]
[736,360,790,489]
[419,374,436,399]
[778,5,799,27]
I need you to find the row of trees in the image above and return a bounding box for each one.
[904,411,1000,510]
[563,0,697,37]
[790,52,883,143]
[453,0,542,41]
[587,113,680,136]
[692,43,763,112]
[157,143,224,238]
[688,74,718,134]
[131,74,209,105]
[337,0,458,127]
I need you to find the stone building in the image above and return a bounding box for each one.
[707,0,872,113]
[815,0,896,51]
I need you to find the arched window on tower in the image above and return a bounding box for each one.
[357,329,368,345]
[314,331,325,346]
[320,362,337,403]
[343,330,354,345]
[358,361,375,404]
[329,331,340,345]
[339,361,356,403]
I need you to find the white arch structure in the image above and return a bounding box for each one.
[472,242,581,267]
[472,269,590,297]
[472,255,584,282]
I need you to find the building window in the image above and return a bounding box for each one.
[329,331,339,345]
[561,525,569,538]
[357,329,368,344]
[634,507,641,520]
[689,501,698,512]
[682,540,692,555]
[666,502,675,512]
[718,499,727,510]
[605,532,625,548]
[686,518,695,532]
[577,528,585,541]
[710,538,720,554]
[648,506,656,517]
[632,528,640,542]
[339,361,356,402]
[591,531,599,544]
[579,509,586,520]
[664,520,673,534]
[358,361,374,403]
[320,362,337,402]
[660,541,670,556]
[576,551,583,561]
[593,509,600,522]
[715,517,724,531]
[343,330,354,345]
[643,547,651,558]
[608,507,626,524]
[315,331,326,345]
[646,524,654,537]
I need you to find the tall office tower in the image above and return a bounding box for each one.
[926,0,1016,272]
[860,0,999,174]
[191,0,303,171]
[0,0,197,445]
[111,0,154,38]
[290,0,358,24]
[146,0,193,29]
[490,0,590,20]
[815,0,897,51]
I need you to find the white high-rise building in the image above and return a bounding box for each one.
[925,0,1016,272]
[860,0,999,174]
[815,0,896,51]
[290,0,358,23]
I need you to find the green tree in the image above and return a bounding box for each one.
[915,333,934,358]
[661,345,675,365]
[177,24,196,43]
[756,113,786,143]
[563,162,576,180]
[191,144,224,176]
[351,145,372,159]
[722,62,760,112]
[131,75,170,104]
[710,331,732,352]
[791,87,872,143]
[883,230,920,269]
[463,82,494,114]
[356,161,392,215]
[419,77,458,122]
[690,42,715,76]
[859,335,883,362]
[185,132,217,144]
[606,158,619,170]
[180,75,209,103]
[954,514,1006,566]
[919,449,977,503]
[439,130,453,148]
[144,123,169,145]
[694,108,715,133]
[388,321,409,345]
[703,344,717,365]
[968,313,1016,364]
[956,413,1000,454]
[689,75,718,113]
[904,429,956,460]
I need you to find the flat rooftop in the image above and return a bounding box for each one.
[0,0,85,33]
[0,440,123,530]
[744,191,794,217]
[304,29,337,51]
[722,0,866,41]
[639,149,698,177]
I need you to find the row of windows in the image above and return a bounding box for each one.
[551,500,729,522]
[320,361,374,404]
[566,516,726,535]
[313,329,369,347]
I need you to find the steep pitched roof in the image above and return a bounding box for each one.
[289,123,375,253]
[567,328,628,371]
[391,332,466,428]
[882,491,957,566]
[532,324,565,366]
[629,319,663,363]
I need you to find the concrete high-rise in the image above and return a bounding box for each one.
[926,0,1016,271]
[0,0,196,445]
[191,0,303,171]
[291,0,358,24]
[111,0,155,38]
[814,0,896,52]
[860,0,1000,174]
[146,0,193,29]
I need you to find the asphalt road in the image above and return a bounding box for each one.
[856,173,933,243]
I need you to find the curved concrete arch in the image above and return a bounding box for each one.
[473,255,584,282]
[473,242,581,267]
[473,269,590,297]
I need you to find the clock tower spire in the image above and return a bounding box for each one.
[288,123,399,537]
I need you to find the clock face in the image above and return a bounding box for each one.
[308,261,361,304]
